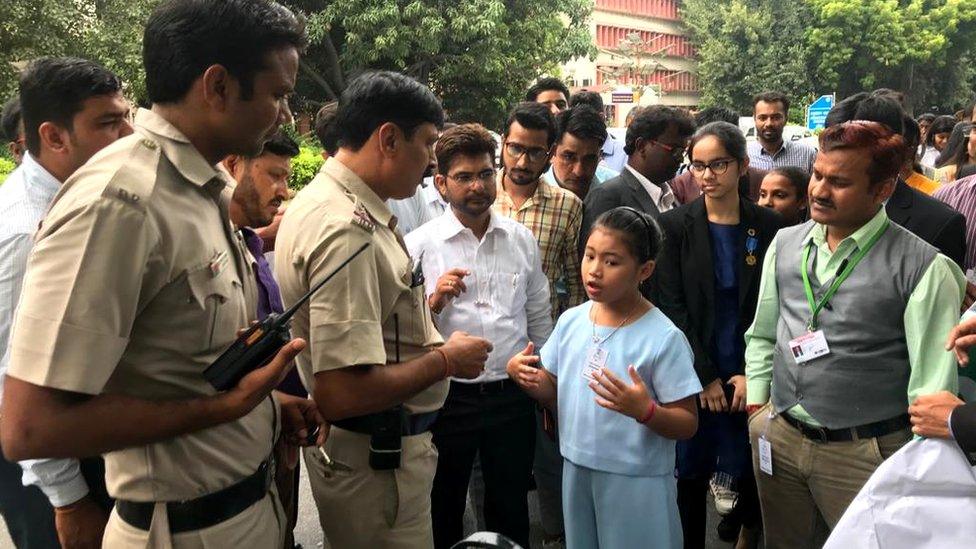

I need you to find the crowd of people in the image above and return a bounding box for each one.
[2,1,976,549]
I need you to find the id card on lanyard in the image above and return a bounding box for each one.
[790,218,890,364]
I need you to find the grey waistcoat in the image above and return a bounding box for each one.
[770,217,937,429]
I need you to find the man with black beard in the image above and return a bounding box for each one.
[581,105,695,256]
[747,91,816,173]
[406,123,552,549]
[492,102,583,547]
[223,131,306,549]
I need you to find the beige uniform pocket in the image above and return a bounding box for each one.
[186,265,239,351]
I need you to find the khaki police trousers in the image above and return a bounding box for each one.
[102,488,285,549]
[748,403,912,549]
[304,427,439,549]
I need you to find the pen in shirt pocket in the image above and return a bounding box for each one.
[512,273,519,288]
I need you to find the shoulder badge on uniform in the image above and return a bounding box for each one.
[351,202,375,234]
[97,133,162,213]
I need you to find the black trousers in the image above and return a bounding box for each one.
[0,441,111,549]
[431,381,536,549]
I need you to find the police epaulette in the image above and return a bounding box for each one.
[99,136,162,213]
[351,202,375,234]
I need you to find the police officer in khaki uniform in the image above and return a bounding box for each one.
[274,71,493,548]
[0,1,321,547]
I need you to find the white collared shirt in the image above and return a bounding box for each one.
[625,165,676,212]
[386,176,448,236]
[0,153,89,507]
[405,209,553,383]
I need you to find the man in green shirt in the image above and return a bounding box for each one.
[744,120,965,548]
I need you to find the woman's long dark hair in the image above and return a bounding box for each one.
[935,122,973,169]
[926,115,957,148]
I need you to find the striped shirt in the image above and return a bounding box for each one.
[493,175,584,320]
[934,174,976,273]
[747,139,817,173]
[0,153,89,507]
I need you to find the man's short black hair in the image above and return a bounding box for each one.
[825,92,905,136]
[333,71,444,151]
[503,102,557,147]
[314,101,338,153]
[258,130,299,158]
[695,106,739,126]
[824,92,867,129]
[525,77,570,103]
[143,0,307,104]
[752,91,791,115]
[569,90,604,112]
[624,106,695,156]
[917,113,936,124]
[18,57,123,155]
[871,88,906,106]
[1,96,21,141]
[556,105,607,147]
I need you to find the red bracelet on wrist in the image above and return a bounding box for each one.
[434,348,453,378]
[637,400,657,424]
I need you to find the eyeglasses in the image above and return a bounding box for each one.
[504,142,550,163]
[447,169,497,186]
[689,158,735,176]
[649,139,687,161]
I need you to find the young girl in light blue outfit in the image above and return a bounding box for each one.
[507,207,703,549]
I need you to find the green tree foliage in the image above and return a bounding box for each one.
[288,145,324,191]
[0,0,154,100]
[0,157,14,185]
[683,0,976,114]
[3,0,592,130]
[682,0,814,119]
[293,0,594,129]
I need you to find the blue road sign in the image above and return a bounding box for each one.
[807,94,835,131]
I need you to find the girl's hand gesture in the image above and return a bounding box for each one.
[507,342,542,389]
[590,365,653,420]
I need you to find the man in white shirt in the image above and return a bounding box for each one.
[388,176,448,236]
[581,105,696,250]
[405,124,552,549]
[0,57,130,549]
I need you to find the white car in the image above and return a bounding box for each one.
[745,124,818,149]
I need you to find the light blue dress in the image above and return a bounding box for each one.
[539,302,702,549]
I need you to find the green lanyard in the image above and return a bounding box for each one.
[801,218,889,331]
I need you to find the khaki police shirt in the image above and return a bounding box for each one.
[274,157,447,414]
[6,108,274,502]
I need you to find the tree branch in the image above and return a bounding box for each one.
[299,61,337,100]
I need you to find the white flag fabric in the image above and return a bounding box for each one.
[825,438,976,549]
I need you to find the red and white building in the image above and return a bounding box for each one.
[563,0,700,126]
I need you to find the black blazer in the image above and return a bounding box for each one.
[886,179,966,267]
[951,401,976,454]
[651,197,784,386]
[581,168,664,256]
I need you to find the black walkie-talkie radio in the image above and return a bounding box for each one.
[204,242,370,391]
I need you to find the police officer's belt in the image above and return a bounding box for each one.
[115,459,273,533]
[333,409,439,436]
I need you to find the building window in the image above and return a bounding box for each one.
[582,79,592,87]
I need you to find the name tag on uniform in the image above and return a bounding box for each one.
[788,330,830,364]
[583,347,608,381]
[758,436,773,475]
